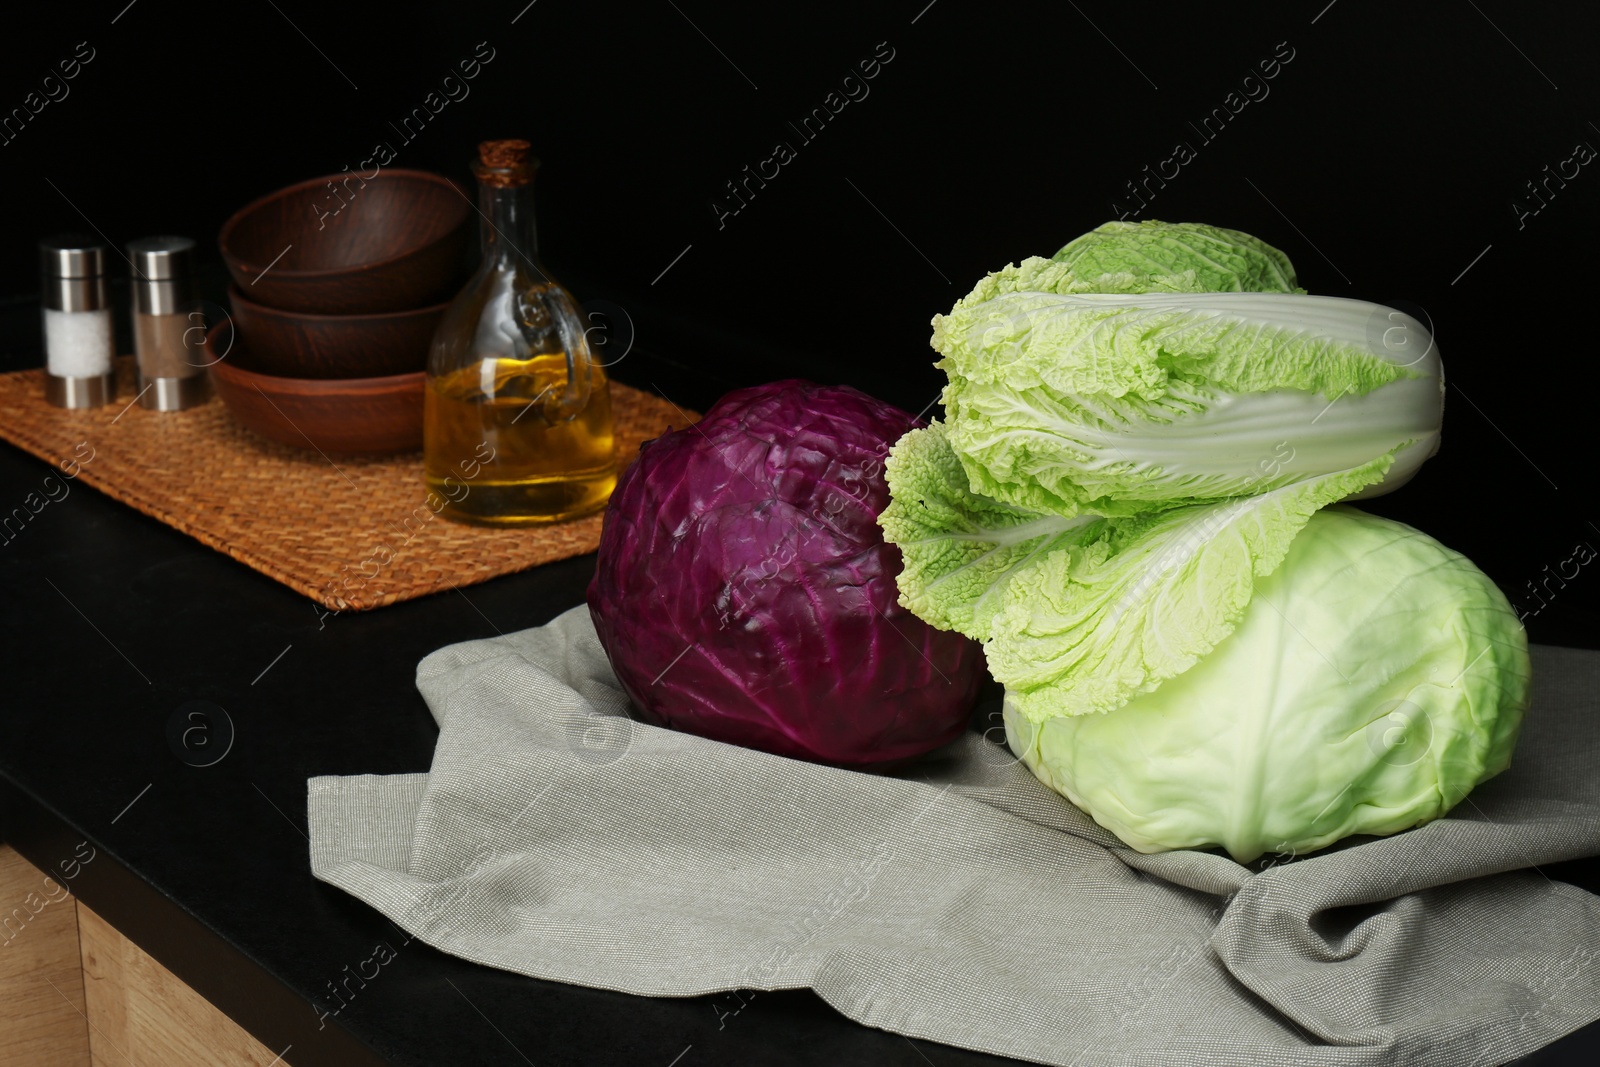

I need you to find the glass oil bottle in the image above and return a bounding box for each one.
[424,139,615,525]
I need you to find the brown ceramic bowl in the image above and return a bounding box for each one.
[226,285,445,379]
[208,327,423,455]
[218,169,471,314]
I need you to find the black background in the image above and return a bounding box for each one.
[1,2,1596,631]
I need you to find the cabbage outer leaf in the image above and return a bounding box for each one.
[879,422,1101,638]
[1050,219,1303,295]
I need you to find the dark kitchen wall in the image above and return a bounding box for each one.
[2,1,1597,643]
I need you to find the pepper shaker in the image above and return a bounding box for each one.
[40,235,115,408]
[129,236,208,411]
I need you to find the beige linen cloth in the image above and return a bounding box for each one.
[308,606,1600,1067]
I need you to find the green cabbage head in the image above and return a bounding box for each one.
[1001,506,1528,862]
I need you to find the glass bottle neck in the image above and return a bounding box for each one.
[478,179,542,275]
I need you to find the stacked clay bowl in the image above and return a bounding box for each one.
[212,170,471,454]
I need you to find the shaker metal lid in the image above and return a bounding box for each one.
[39,234,107,279]
[128,235,196,281]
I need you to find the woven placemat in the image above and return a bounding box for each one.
[0,358,697,611]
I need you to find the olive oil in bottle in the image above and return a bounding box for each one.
[424,139,616,526]
[425,351,615,524]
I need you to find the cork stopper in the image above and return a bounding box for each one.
[476,139,536,187]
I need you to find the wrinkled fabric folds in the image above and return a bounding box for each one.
[308,607,1600,1067]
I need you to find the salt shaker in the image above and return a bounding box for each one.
[40,235,115,408]
[129,236,208,411]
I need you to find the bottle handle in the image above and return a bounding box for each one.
[514,286,594,423]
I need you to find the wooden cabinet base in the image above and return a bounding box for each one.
[0,843,90,1066]
[78,902,288,1066]
[0,844,288,1067]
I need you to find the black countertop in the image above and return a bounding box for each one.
[1,336,1596,1067]
[0,329,1027,1067]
